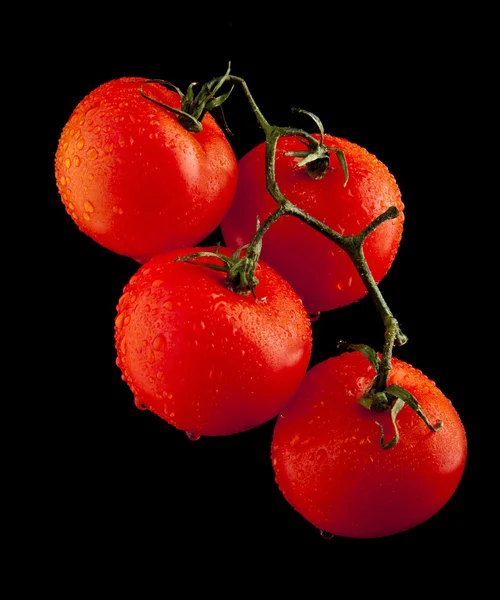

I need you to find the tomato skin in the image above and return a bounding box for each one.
[55,77,238,263]
[114,247,313,436]
[271,351,467,538]
[221,135,404,314]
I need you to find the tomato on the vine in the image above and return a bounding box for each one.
[221,135,404,314]
[271,350,467,538]
[55,77,238,263]
[114,246,313,436]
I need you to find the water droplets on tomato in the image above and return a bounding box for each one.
[134,398,147,410]
[115,311,126,329]
[153,333,166,351]
[336,277,353,291]
[213,300,228,313]
[185,432,201,441]
[316,448,328,462]
[87,147,98,160]
[319,530,335,540]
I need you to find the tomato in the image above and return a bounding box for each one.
[55,77,238,263]
[221,135,404,314]
[271,350,467,538]
[114,246,313,436]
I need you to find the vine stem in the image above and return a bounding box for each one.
[226,74,407,347]
[376,317,399,391]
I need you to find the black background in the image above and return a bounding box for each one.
[26,9,486,581]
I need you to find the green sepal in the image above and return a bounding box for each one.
[139,62,233,133]
[284,109,349,184]
[328,147,349,186]
[174,246,260,297]
[374,397,405,450]
[341,342,381,372]
[386,384,443,433]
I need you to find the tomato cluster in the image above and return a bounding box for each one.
[55,75,466,539]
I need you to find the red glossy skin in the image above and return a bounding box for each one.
[272,351,467,538]
[115,247,313,436]
[55,77,238,263]
[221,135,404,314]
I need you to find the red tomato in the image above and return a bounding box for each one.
[114,247,313,436]
[271,351,467,538]
[55,77,238,263]
[221,135,404,314]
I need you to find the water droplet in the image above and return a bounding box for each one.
[309,312,321,322]
[115,312,126,328]
[84,200,94,213]
[320,530,334,540]
[134,398,147,410]
[87,147,98,160]
[185,432,201,441]
[316,448,328,462]
[213,300,227,313]
[153,333,166,350]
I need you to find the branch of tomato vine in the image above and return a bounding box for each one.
[219,72,407,350]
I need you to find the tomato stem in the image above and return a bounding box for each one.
[377,317,399,392]
[203,70,408,348]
